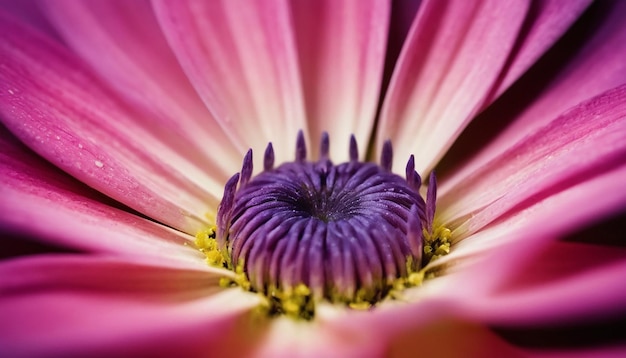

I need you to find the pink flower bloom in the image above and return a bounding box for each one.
[2,0,626,356]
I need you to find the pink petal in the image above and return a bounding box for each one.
[290,0,390,161]
[0,255,261,357]
[438,84,626,236]
[1,255,222,298]
[437,163,626,265]
[461,240,626,327]
[0,126,211,269]
[378,0,529,172]
[153,0,308,166]
[0,0,60,39]
[443,1,626,194]
[379,319,525,357]
[260,311,523,357]
[0,13,221,234]
[253,316,387,357]
[433,166,626,326]
[313,295,527,356]
[498,241,626,314]
[491,0,593,97]
[41,0,243,176]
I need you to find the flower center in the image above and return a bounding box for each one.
[201,132,447,319]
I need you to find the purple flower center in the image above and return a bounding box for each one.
[216,132,436,307]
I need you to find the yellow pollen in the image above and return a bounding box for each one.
[349,301,372,310]
[423,225,452,264]
[195,225,229,267]
[194,218,453,320]
[194,227,215,251]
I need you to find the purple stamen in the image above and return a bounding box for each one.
[320,132,330,160]
[240,149,253,187]
[264,143,275,171]
[405,155,415,183]
[349,135,358,162]
[216,133,437,303]
[426,171,437,234]
[407,205,423,263]
[296,130,307,162]
[405,155,422,191]
[216,173,240,249]
[381,140,393,172]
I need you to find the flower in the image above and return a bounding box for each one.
[1,0,626,356]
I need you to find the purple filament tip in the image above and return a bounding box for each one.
[240,149,253,187]
[264,143,275,171]
[405,155,422,191]
[381,140,393,172]
[320,132,330,160]
[426,171,437,232]
[349,135,358,162]
[296,130,307,162]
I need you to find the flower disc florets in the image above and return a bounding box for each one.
[214,132,438,315]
